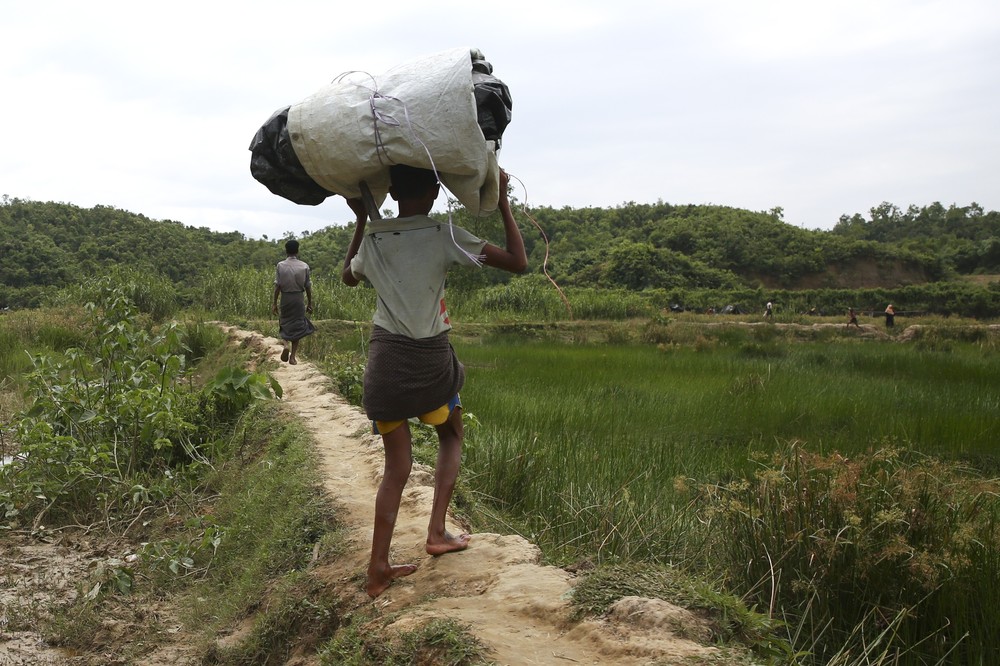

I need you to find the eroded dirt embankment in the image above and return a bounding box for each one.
[222,326,723,666]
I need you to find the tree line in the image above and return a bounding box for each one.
[2,194,998,313]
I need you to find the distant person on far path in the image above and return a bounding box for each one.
[342,164,527,598]
[847,307,860,329]
[272,239,314,364]
[884,303,896,328]
[764,301,774,320]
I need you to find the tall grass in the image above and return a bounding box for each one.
[705,444,1000,664]
[47,266,179,321]
[0,306,88,391]
[198,267,375,322]
[451,332,1000,664]
[448,279,654,322]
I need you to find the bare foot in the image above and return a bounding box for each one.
[289,357,297,365]
[426,531,471,556]
[280,348,289,362]
[366,563,418,598]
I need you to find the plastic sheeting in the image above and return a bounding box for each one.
[248,106,333,206]
[470,50,513,144]
[248,47,512,214]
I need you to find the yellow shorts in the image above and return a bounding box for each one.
[374,394,461,435]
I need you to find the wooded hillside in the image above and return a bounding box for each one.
[2,194,998,310]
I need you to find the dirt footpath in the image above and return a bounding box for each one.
[225,326,725,666]
[0,327,732,666]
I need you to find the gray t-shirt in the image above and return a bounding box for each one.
[350,215,487,339]
[274,256,311,292]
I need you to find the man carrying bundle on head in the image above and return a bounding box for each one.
[341,164,527,598]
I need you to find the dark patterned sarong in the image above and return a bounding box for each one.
[278,291,315,341]
[363,326,464,422]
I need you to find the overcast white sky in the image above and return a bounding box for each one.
[2,0,998,239]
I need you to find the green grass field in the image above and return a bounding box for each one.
[457,336,1000,526]
[199,296,1000,664]
[7,292,999,665]
[444,329,1000,664]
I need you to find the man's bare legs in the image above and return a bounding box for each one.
[366,408,470,597]
[427,407,471,556]
[366,425,418,598]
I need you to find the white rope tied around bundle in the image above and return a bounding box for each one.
[333,71,484,267]
[506,173,573,319]
[343,67,570,314]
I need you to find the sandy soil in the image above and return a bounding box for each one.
[0,326,734,665]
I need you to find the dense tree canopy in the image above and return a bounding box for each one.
[1,194,996,309]
[0,198,280,307]
[833,201,1000,275]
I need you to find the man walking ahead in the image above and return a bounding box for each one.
[272,239,314,365]
[342,165,527,597]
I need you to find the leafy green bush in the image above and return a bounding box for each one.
[3,297,195,524]
[325,353,365,406]
[203,366,282,422]
[0,287,275,527]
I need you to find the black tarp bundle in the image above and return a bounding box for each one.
[249,50,512,207]
[471,52,513,144]
[248,106,332,205]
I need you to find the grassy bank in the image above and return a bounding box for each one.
[451,327,1000,664]
[283,314,1000,665]
[211,293,1000,664]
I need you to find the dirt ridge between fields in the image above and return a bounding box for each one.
[224,326,721,666]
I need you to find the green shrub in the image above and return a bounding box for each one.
[0,288,276,527]
[326,353,365,406]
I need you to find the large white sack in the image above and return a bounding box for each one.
[287,47,500,215]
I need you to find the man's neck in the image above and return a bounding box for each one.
[396,193,435,217]
[397,203,433,217]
